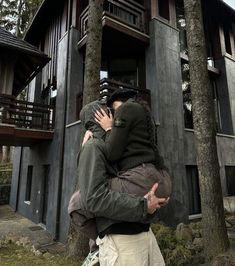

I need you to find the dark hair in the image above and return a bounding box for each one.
[107,88,138,107]
[135,98,166,170]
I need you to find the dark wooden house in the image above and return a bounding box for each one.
[3,0,235,243]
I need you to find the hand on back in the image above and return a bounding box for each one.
[145,183,170,214]
[94,108,113,131]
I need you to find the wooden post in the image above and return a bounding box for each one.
[229,27,235,57]
[150,0,158,19]
[218,25,226,56]
[169,0,176,27]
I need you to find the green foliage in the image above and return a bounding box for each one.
[0,0,43,36]
[0,163,12,184]
[151,223,193,266]
[0,0,18,32]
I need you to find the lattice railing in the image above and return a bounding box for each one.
[0,94,54,130]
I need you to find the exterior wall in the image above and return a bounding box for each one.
[10,27,83,242]
[59,122,81,243]
[216,58,234,134]
[44,31,69,237]
[10,144,52,223]
[217,135,235,195]
[10,147,22,209]
[184,130,235,198]
[224,56,235,133]
[9,0,235,243]
[10,31,69,239]
[59,27,84,243]
[0,54,15,94]
[66,28,84,124]
[146,18,188,226]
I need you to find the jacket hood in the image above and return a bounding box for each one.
[80,100,106,139]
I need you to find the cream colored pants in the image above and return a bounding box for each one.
[96,229,165,266]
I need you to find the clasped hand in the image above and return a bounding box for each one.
[145,183,169,214]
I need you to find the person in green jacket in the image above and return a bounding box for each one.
[93,89,171,265]
[68,90,171,266]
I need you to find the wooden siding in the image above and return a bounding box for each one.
[80,0,147,38]
[39,1,69,101]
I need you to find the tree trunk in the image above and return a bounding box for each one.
[67,0,104,259]
[183,0,229,261]
[82,0,104,105]
[16,0,23,37]
[0,0,3,19]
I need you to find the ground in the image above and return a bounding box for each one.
[0,205,235,265]
[0,243,80,266]
[0,205,81,265]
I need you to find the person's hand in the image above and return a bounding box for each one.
[144,183,170,214]
[94,108,113,131]
[82,130,93,146]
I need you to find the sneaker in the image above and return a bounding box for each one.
[82,250,99,266]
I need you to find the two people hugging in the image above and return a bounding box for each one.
[68,88,172,266]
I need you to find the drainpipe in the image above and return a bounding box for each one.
[55,0,72,240]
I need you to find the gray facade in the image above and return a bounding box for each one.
[146,18,188,225]
[9,1,235,243]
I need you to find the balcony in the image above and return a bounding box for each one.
[100,78,151,104]
[79,0,149,47]
[0,94,54,146]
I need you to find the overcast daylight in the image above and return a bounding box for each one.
[1,0,235,265]
[223,0,235,9]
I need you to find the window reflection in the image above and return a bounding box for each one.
[100,58,143,87]
[176,0,188,55]
[181,61,193,129]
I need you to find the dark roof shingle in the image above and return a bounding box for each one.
[0,27,47,58]
[0,27,50,95]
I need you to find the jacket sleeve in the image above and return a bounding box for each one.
[78,140,148,222]
[105,104,134,162]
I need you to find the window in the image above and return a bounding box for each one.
[225,166,235,196]
[186,166,201,215]
[101,57,144,87]
[181,61,193,129]
[224,22,232,55]
[181,60,222,131]
[158,0,169,20]
[25,166,33,202]
[211,80,222,132]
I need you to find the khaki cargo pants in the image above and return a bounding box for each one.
[97,229,165,266]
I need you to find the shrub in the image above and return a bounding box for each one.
[151,223,193,266]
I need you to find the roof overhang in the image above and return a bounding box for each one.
[0,28,50,95]
[13,51,50,96]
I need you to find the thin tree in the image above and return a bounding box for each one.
[82,0,104,105]
[67,0,104,259]
[183,0,229,261]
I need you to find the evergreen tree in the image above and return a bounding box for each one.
[67,0,104,259]
[0,0,18,32]
[0,0,42,36]
[183,0,229,261]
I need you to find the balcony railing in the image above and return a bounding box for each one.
[80,0,146,37]
[0,94,54,131]
[100,78,151,104]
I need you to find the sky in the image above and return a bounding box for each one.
[223,0,235,10]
